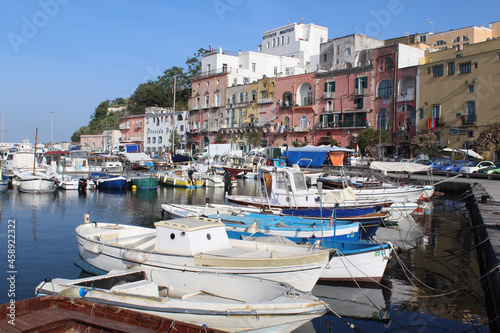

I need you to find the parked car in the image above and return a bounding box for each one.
[477,162,500,174]
[458,160,495,173]
[441,160,476,172]
[421,158,453,170]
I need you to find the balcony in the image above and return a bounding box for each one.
[324,104,334,112]
[324,92,335,99]
[211,103,221,108]
[119,124,130,129]
[462,114,476,125]
[202,104,210,110]
[339,120,367,128]
[258,97,274,104]
[316,122,341,129]
[396,94,415,102]
[354,88,367,96]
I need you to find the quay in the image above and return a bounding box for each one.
[333,163,500,332]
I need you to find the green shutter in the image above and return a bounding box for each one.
[355,78,359,89]
[324,82,328,92]
[332,82,336,92]
[363,77,368,88]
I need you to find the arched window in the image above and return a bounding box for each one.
[244,92,248,102]
[383,57,393,71]
[231,94,236,104]
[434,40,447,46]
[300,115,307,129]
[251,90,257,102]
[377,80,393,99]
[239,92,243,103]
[284,117,290,131]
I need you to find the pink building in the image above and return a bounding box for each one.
[373,44,421,157]
[120,115,145,151]
[80,134,105,151]
[274,73,316,147]
[316,68,374,149]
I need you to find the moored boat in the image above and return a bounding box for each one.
[90,172,128,190]
[0,295,224,333]
[35,269,327,332]
[128,173,159,190]
[75,215,331,293]
[158,167,204,188]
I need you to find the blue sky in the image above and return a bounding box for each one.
[1,0,498,144]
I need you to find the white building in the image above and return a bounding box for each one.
[258,22,328,72]
[144,107,188,155]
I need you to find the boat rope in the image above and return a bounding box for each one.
[318,299,361,332]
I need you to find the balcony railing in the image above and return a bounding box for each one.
[324,105,334,112]
[324,92,335,99]
[462,114,476,125]
[355,88,367,96]
[396,94,415,102]
[258,97,274,104]
[339,120,367,128]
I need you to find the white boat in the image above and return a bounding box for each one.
[101,154,123,172]
[35,269,326,333]
[158,167,204,188]
[76,215,331,292]
[55,174,79,190]
[0,160,9,193]
[13,169,57,193]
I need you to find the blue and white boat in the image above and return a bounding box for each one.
[161,203,360,243]
[90,172,127,190]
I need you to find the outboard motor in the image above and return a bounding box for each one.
[78,178,87,192]
[223,170,232,194]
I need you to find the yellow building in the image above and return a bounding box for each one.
[418,38,500,160]
[425,25,492,51]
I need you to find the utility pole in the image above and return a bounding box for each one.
[50,110,55,150]
[172,76,176,154]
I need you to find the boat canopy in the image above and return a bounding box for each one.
[283,146,354,168]
[123,152,153,163]
[369,161,432,173]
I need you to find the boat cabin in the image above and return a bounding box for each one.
[154,217,231,255]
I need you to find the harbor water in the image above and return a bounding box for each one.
[0,180,491,332]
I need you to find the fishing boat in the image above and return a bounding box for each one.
[0,295,223,333]
[75,215,331,293]
[158,167,204,188]
[35,269,326,332]
[90,172,128,190]
[127,173,159,190]
[161,203,392,282]
[161,203,361,243]
[13,169,57,193]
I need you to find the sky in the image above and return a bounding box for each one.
[1,0,499,144]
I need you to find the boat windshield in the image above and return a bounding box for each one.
[293,173,307,191]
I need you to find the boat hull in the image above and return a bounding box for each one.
[130,176,159,190]
[18,178,56,193]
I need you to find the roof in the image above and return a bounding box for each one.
[370,161,432,173]
[122,152,153,162]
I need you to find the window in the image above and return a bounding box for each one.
[324,81,336,93]
[287,36,290,44]
[452,36,460,43]
[274,66,278,75]
[322,53,327,62]
[448,62,455,75]
[434,40,447,46]
[283,92,293,107]
[276,38,279,46]
[266,42,269,49]
[158,137,162,144]
[251,90,257,101]
[244,92,248,102]
[205,95,209,107]
[206,64,210,73]
[378,80,393,99]
[152,137,156,144]
[231,94,236,104]
[239,93,243,103]
[281,36,284,45]
[432,105,441,118]
[474,62,478,69]
[147,137,151,144]
[462,36,469,41]
[345,47,351,56]
[252,63,256,72]
[383,57,393,70]
[459,62,471,74]
[355,98,363,109]
[432,64,444,77]
[466,101,476,115]
[355,77,368,95]
[378,109,387,129]
[468,85,474,93]
[272,39,275,48]
[336,45,340,55]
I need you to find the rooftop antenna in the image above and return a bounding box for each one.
[427,19,434,33]
[353,24,358,34]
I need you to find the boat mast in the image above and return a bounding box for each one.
[33,127,38,175]
[172,76,176,155]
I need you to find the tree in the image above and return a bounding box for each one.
[71,125,90,143]
[475,122,500,155]
[245,130,262,148]
[357,128,390,157]
[214,133,224,144]
[127,81,167,115]
[185,48,211,78]
[327,137,338,147]
[110,97,126,106]
[89,100,110,132]
[411,132,440,158]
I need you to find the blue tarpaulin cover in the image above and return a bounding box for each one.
[282,146,354,168]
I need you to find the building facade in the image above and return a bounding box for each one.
[418,38,500,161]
[144,107,188,155]
[119,114,145,152]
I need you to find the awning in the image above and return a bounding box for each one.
[370,161,432,173]
[442,148,483,160]
[122,152,153,163]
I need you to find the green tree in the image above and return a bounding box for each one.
[127,81,167,115]
[245,130,262,148]
[357,128,390,157]
[411,132,440,158]
[327,137,338,147]
[214,133,224,144]
[71,125,91,143]
[185,48,211,78]
[89,100,110,132]
[110,97,126,106]
[475,122,500,155]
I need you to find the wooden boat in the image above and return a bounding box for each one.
[161,203,361,243]
[159,168,204,188]
[13,169,57,193]
[0,295,224,332]
[75,215,331,292]
[160,203,391,282]
[35,270,326,332]
[90,172,128,190]
[128,173,159,190]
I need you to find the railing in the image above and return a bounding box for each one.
[191,67,235,80]
[339,120,367,128]
[355,88,367,96]
[462,114,476,125]
[258,97,274,104]
[119,124,130,129]
[324,105,334,112]
[324,92,335,99]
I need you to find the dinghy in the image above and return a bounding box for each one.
[35,269,327,333]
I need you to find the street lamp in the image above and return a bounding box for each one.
[50,110,55,150]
